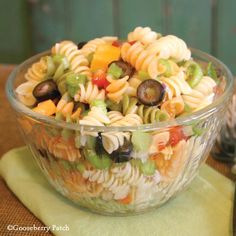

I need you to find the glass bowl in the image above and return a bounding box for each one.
[6,49,234,215]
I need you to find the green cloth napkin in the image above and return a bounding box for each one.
[0,147,234,236]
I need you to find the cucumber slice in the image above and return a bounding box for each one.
[90,99,107,114]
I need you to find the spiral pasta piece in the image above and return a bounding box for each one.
[146,35,191,61]
[15,80,38,106]
[161,96,185,118]
[182,76,216,110]
[47,137,81,162]
[126,74,142,96]
[111,163,161,204]
[83,168,130,200]
[137,105,170,124]
[25,57,48,82]
[35,129,81,162]
[106,76,129,103]
[160,70,192,100]
[153,139,189,182]
[110,113,143,126]
[51,40,91,76]
[128,26,161,45]
[149,131,170,154]
[80,36,118,57]
[74,81,105,104]
[80,107,110,126]
[79,107,110,136]
[83,162,161,201]
[101,132,130,154]
[56,93,81,121]
[122,95,138,115]
[121,42,160,79]
[107,111,124,123]
[54,71,73,95]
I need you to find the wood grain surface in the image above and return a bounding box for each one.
[0,65,234,235]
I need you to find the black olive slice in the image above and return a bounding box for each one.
[110,142,133,163]
[137,79,165,106]
[33,79,60,103]
[95,133,105,156]
[77,41,87,49]
[109,60,135,78]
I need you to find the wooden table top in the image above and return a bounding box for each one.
[0,65,235,235]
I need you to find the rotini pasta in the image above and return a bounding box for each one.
[51,40,91,76]
[34,129,81,162]
[121,94,170,123]
[126,74,143,97]
[79,106,110,136]
[101,132,130,154]
[15,80,39,106]
[128,26,161,45]
[160,70,192,100]
[107,111,124,123]
[182,76,216,110]
[80,36,118,57]
[83,167,130,200]
[146,35,191,61]
[153,139,189,182]
[110,113,143,126]
[47,136,81,162]
[149,131,170,154]
[161,96,185,118]
[25,56,48,82]
[121,41,159,79]
[106,76,129,103]
[74,81,105,104]
[54,71,73,95]
[56,93,81,121]
[122,94,138,115]
[137,105,170,124]
[83,162,161,201]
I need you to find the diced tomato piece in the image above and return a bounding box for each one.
[118,194,132,204]
[112,40,122,47]
[92,69,110,89]
[169,126,186,146]
[158,143,166,151]
[128,40,137,45]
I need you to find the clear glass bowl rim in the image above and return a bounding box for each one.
[6,48,235,132]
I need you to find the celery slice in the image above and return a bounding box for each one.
[131,131,151,152]
[107,63,123,79]
[90,99,107,114]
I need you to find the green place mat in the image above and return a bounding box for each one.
[0,146,234,236]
